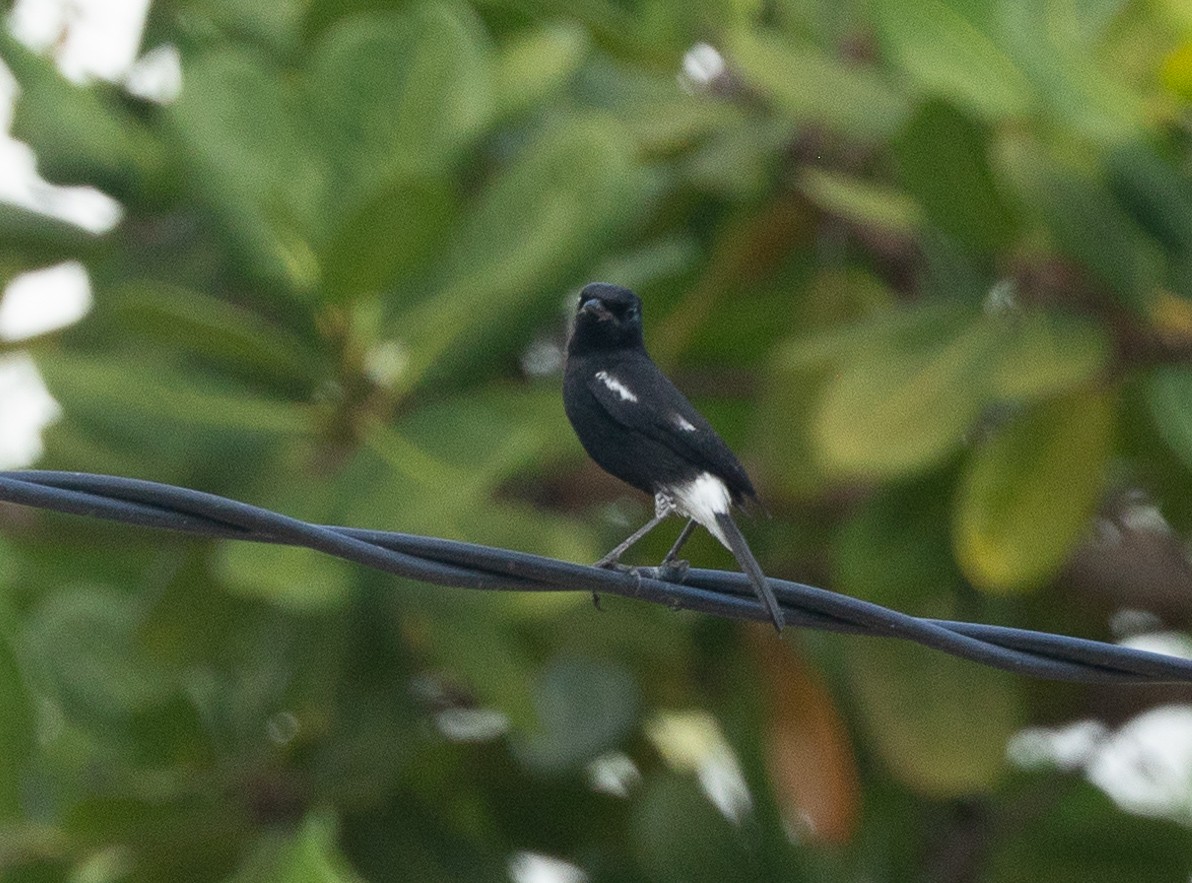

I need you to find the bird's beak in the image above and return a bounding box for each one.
[580,298,613,321]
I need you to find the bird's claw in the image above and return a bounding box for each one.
[629,559,689,583]
[656,559,690,582]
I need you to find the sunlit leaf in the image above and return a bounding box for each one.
[954,390,1114,593]
[1161,41,1192,102]
[729,29,909,139]
[494,23,589,119]
[228,813,364,883]
[846,641,1023,796]
[795,168,922,234]
[988,311,1109,402]
[813,311,996,479]
[213,543,354,611]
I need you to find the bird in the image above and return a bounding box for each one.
[562,282,785,632]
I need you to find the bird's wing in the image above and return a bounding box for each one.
[584,363,757,503]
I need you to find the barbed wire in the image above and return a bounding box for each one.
[1,470,1190,685]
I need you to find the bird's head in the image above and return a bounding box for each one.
[570,283,644,352]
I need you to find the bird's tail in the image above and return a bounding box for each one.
[714,513,785,632]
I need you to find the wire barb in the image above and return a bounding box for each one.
[2,470,1191,685]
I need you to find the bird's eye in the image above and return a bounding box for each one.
[626,304,639,319]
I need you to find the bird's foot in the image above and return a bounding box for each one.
[657,558,689,581]
[630,559,689,583]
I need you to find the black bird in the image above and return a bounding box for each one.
[563,282,785,632]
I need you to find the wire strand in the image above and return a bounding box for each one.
[2,470,1190,685]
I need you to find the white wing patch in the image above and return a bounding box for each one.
[595,370,638,403]
[670,472,732,547]
[673,414,696,432]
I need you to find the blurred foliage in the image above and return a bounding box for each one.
[2,0,1192,880]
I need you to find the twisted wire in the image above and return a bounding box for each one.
[2,470,1190,685]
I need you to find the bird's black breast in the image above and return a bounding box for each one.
[563,359,685,494]
[563,350,756,504]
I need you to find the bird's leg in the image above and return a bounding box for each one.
[594,513,667,568]
[660,519,697,565]
[591,512,668,610]
[653,518,696,581]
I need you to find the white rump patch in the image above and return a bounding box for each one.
[673,414,696,432]
[670,472,732,546]
[595,370,637,402]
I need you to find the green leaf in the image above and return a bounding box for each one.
[894,100,1017,253]
[1146,367,1192,474]
[795,168,923,235]
[308,4,492,195]
[107,283,321,384]
[394,119,636,391]
[493,23,589,119]
[39,352,313,435]
[513,656,639,774]
[631,775,755,883]
[0,203,102,268]
[988,311,1110,402]
[835,473,1024,793]
[320,177,457,300]
[994,0,1145,142]
[416,609,539,731]
[953,391,1114,594]
[228,813,364,883]
[873,0,1034,120]
[167,50,323,292]
[757,269,898,496]
[729,29,909,140]
[1107,143,1192,254]
[23,589,174,725]
[0,31,163,194]
[0,611,34,818]
[213,543,353,611]
[1000,139,1159,309]
[356,387,575,531]
[834,474,962,609]
[846,641,1022,796]
[985,783,1192,883]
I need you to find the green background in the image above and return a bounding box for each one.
[3,0,1192,879]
